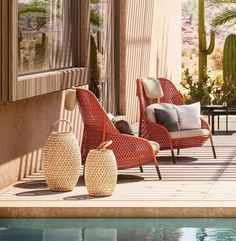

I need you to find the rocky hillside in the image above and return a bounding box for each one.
[182,1,236,83]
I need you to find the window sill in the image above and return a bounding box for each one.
[15,67,87,101]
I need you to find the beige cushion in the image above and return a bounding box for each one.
[142,78,164,99]
[65,89,76,111]
[149,141,160,153]
[170,128,210,139]
[145,103,175,122]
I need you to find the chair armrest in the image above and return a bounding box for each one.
[141,117,173,146]
[105,133,157,167]
[201,117,210,131]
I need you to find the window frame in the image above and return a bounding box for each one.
[0,0,89,102]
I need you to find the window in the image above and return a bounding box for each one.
[18,0,74,75]
[89,0,126,114]
[0,0,89,101]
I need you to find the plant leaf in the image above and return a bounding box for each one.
[212,9,236,27]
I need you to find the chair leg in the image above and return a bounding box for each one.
[177,149,180,155]
[155,165,162,180]
[171,149,176,164]
[139,166,144,173]
[212,145,217,159]
[210,136,217,159]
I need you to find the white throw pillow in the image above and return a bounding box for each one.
[174,102,201,130]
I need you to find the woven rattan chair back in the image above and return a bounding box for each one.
[76,88,162,180]
[76,89,118,163]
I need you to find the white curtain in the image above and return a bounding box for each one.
[49,0,72,70]
[99,0,116,114]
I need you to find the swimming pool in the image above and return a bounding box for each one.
[1,218,236,241]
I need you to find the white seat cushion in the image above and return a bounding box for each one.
[142,78,164,99]
[145,103,175,123]
[170,128,210,139]
[149,141,160,153]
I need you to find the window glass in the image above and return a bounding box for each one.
[89,0,108,95]
[18,0,73,75]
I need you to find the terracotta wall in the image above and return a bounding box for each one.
[0,90,83,189]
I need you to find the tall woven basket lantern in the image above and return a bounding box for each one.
[42,119,81,191]
[85,141,117,197]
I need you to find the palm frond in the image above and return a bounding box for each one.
[212,9,236,27]
[91,0,100,3]
[209,0,236,4]
[208,0,236,8]
[90,10,102,27]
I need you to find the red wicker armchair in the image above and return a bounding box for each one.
[76,88,161,179]
[137,77,216,163]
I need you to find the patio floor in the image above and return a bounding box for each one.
[0,129,236,218]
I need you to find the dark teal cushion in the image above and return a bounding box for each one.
[154,108,180,132]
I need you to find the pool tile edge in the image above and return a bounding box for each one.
[1,207,236,218]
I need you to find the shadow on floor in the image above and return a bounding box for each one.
[13,174,144,197]
[15,189,64,196]
[63,194,104,201]
[214,131,235,136]
[158,156,198,164]
[14,180,47,189]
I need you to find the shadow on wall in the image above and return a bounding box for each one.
[125,0,155,123]
[0,89,84,189]
[157,18,170,79]
[155,0,182,86]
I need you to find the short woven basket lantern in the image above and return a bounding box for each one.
[42,119,81,192]
[85,141,117,197]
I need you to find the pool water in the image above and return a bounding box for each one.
[1,218,236,241]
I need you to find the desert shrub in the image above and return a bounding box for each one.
[210,48,223,70]
[182,50,188,57]
[180,68,215,105]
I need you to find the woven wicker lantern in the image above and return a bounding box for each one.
[85,141,117,196]
[42,119,81,191]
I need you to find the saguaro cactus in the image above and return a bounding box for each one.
[221,33,236,106]
[223,34,236,83]
[89,35,100,98]
[198,0,215,81]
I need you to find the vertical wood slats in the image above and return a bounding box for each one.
[115,0,126,115]
[0,1,2,101]
[125,0,155,123]
[0,0,17,101]
[0,0,10,102]
[79,0,90,71]
[9,0,18,101]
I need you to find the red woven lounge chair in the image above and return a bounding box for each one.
[136,77,216,163]
[76,88,161,179]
